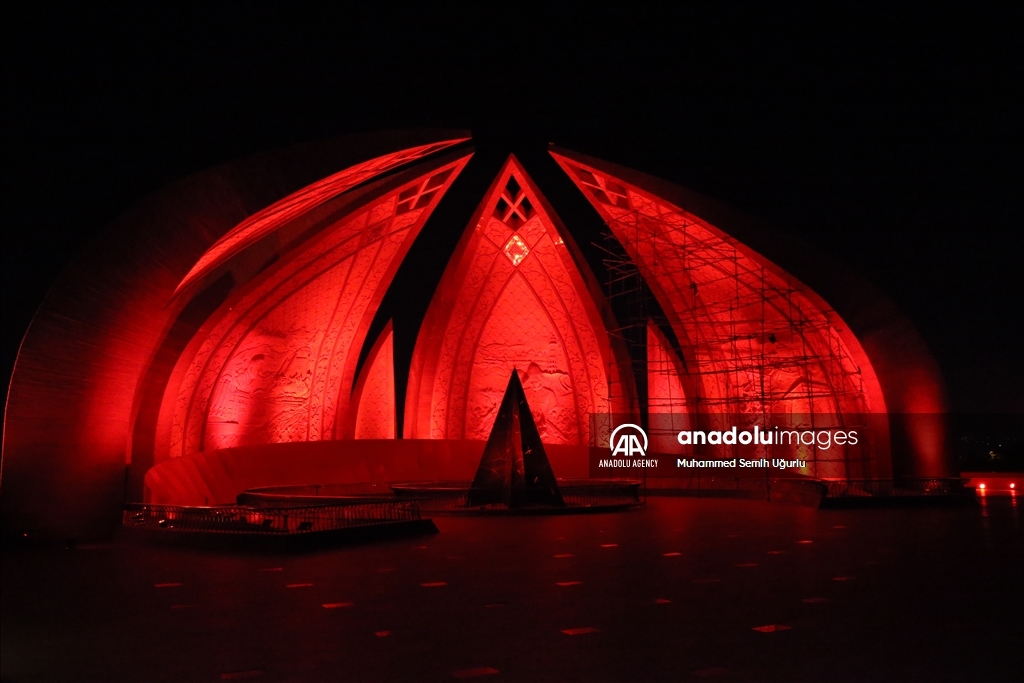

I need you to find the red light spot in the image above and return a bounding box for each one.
[286,583,313,588]
[561,627,599,636]
[692,667,730,677]
[322,602,353,609]
[374,630,391,638]
[752,624,792,633]
[655,598,671,604]
[452,666,499,678]
[220,670,264,681]
[556,581,582,586]
[421,581,447,587]
[979,483,986,490]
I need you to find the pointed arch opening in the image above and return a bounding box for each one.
[349,321,397,440]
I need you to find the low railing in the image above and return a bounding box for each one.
[122,501,421,535]
[390,479,642,510]
[244,482,396,497]
[237,483,419,508]
[823,478,967,498]
[237,492,407,508]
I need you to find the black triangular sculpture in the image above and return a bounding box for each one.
[466,369,565,508]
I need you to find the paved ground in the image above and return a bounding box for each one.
[2,496,1021,682]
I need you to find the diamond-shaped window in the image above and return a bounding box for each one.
[570,164,630,209]
[492,174,535,229]
[503,234,529,266]
[396,169,453,214]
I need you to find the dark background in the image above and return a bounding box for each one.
[3,3,1022,419]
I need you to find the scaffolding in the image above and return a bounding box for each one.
[594,202,876,480]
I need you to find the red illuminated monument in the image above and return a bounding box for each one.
[404,156,633,446]
[466,371,564,509]
[1,130,950,540]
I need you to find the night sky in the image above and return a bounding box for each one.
[3,4,1021,415]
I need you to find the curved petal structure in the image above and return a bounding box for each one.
[405,156,635,445]
[647,321,692,455]
[167,154,471,459]
[175,138,468,296]
[350,321,397,440]
[551,150,889,478]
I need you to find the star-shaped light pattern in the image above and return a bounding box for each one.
[503,234,529,266]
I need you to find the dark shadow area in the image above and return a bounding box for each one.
[3,497,1020,682]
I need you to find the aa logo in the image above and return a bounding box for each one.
[610,424,648,457]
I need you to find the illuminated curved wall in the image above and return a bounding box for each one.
[1,131,472,539]
[404,157,635,445]
[552,150,889,478]
[176,139,467,297]
[350,321,397,440]
[646,322,692,455]
[164,155,470,460]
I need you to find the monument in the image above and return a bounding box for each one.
[467,371,565,508]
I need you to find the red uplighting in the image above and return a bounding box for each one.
[166,155,470,459]
[350,322,397,439]
[404,156,633,445]
[550,150,894,479]
[176,138,468,296]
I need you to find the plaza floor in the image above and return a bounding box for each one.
[2,496,1021,682]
